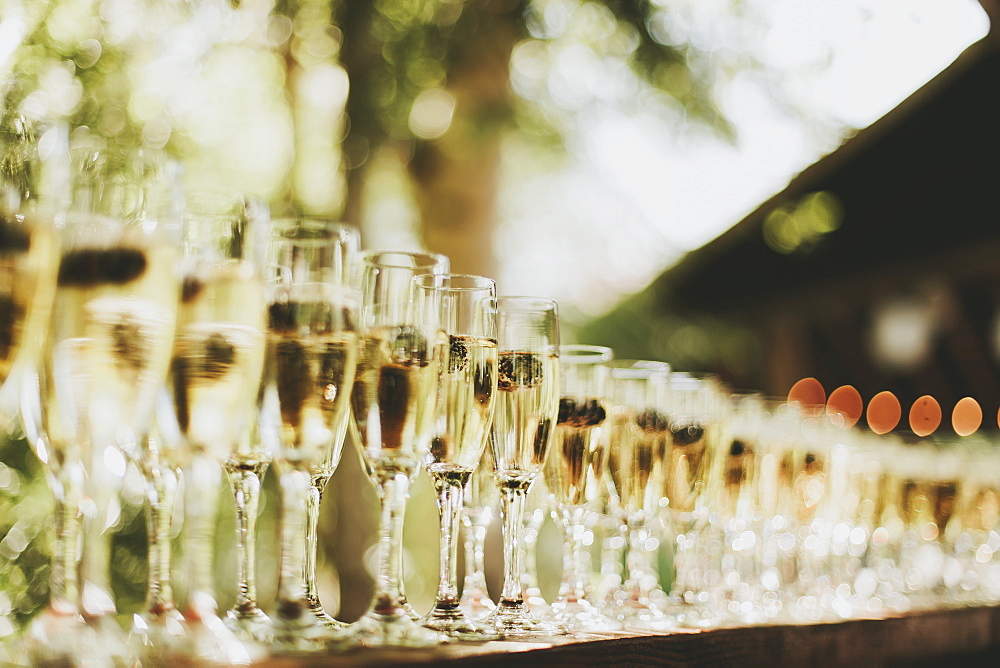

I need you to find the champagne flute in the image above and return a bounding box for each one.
[348,250,448,647]
[520,478,552,617]
[0,126,57,662]
[544,344,620,632]
[64,145,193,660]
[20,211,178,666]
[281,222,360,635]
[413,273,500,640]
[484,297,563,638]
[604,360,671,629]
[0,113,56,407]
[661,372,728,629]
[157,192,270,665]
[261,221,359,652]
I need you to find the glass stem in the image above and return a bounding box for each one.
[80,446,119,619]
[184,453,221,619]
[145,461,179,616]
[48,465,83,615]
[276,465,311,611]
[461,512,491,605]
[499,485,527,605]
[432,475,466,610]
[303,473,329,613]
[372,471,410,616]
[625,514,651,603]
[558,506,586,604]
[227,463,265,615]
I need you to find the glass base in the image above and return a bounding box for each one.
[605,594,675,632]
[225,604,274,644]
[460,586,497,621]
[349,608,448,648]
[550,598,622,633]
[661,598,724,629]
[305,601,349,630]
[423,601,503,641]
[523,588,552,616]
[270,598,346,654]
[175,612,266,664]
[484,600,566,639]
[399,596,422,623]
[131,608,187,662]
[16,608,137,667]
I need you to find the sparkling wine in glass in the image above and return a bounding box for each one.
[0,210,55,405]
[270,222,361,635]
[604,360,671,629]
[347,250,449,647]
[413,273,500,640]
[159,193,269,663]
[484,297,563,638]
[261,221,359,652]
[661,372,728,628]
[544,344,620,632]
[0,199,55,661]
[20,211,178,666]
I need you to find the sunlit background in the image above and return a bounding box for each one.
[0,0,991,635]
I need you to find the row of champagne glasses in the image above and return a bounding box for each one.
[460,373,1000,634]
[0,136,574,659]
[8,138,1000,661]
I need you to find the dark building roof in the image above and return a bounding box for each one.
[652,31,1000,318]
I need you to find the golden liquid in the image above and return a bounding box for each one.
[607,407,666,518]
[467,443,499,510]
[169,262,265,465]
[267,299,358,475]
[40,239,177,470]
[875,470,906,539]
[791,450,827,524]
[489,351,559,485]
[351,325,437,473]
[663,421,722,514]
[0,214,55,385]
[545,397,608,507]
[714,436,757,519]
[754,445,798,520]
[425,335,497,479]
[900,478,958,537]
[954,482,1000,535]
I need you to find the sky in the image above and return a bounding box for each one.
[497,0,991,323]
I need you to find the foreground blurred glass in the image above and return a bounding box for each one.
[348,251,448,647]
[545,345,619,632]
[413,274,500,640]
[0,196,56,660]
[260,221,359,651]
[19,212,178,665]
[154,193,269,663]
[485,297,563,638]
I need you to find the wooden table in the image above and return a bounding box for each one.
[263,605,1000,666]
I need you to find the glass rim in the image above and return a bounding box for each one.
[559,344,613,363]
[412,272,495,292]
[272,218,356,244]
[608,359,670,378]
[361,249,448,269]
[496,295,558,311]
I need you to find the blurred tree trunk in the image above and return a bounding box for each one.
[408,0,523,279]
